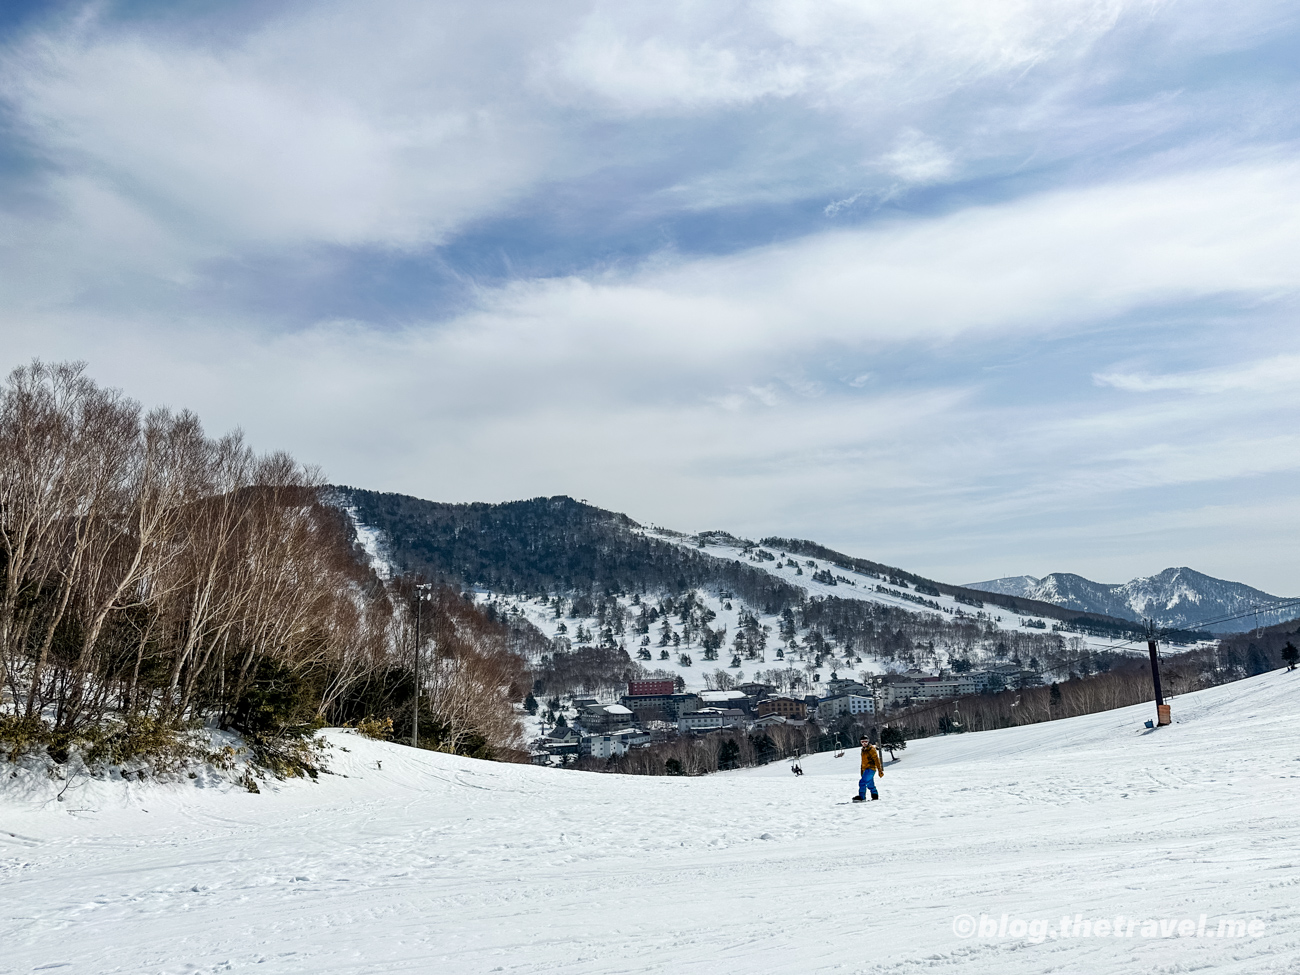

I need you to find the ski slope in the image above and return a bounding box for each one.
[670,531,1200,650]
[4,670,1299,974]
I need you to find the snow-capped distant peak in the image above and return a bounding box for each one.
[967,567,1297,633]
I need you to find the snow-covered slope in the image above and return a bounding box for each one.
[969,566,1299,633]
[490,532,1175,699]
[5,669,1298,974]
[329,492,1183,704]
[674,531,1048,629]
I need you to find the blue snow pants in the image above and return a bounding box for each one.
[858,769,877,799]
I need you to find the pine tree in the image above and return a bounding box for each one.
[658,619,673,647]
[880,726,907,760]
[718,739,741,770]
[1283,642,1299,671]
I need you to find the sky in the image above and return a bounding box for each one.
[2,1,1299,594]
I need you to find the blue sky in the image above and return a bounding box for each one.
[3,0,1300,593]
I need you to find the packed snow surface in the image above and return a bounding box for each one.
[4,671,1299,974]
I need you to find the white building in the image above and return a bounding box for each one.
[582,731,636,760]
[817,693,876,720]
[677,707,747,734]
[698,690,748,708]
[679,709,724,733]
[883,671,1006,707]
[578,702,634,732]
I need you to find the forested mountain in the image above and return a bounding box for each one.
[331,488,1152,628]
[326,488,1206,656]
[331,490,802,612]
[329,489,1152,702]
[968,568,1298,634]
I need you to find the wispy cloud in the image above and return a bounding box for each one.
[1094,354,1300,394]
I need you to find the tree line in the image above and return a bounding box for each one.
[0,362,526,769]
[872,628,1300,740]
[576,722,822,775]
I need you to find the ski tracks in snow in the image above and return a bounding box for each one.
[3,673,1300,973]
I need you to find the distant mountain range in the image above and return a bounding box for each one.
[966,568,1298,634]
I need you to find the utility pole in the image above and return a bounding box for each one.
[412,583,432,747]
[872,675,885,754]
[1147,618,1170,726]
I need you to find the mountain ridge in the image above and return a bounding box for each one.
[327,487,1219,643]
[967,567,1297,633]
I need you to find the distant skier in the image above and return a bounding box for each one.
[853,735,883,802]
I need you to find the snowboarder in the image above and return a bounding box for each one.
[852,735,883,801]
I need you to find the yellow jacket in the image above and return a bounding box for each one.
[860,744,883,775]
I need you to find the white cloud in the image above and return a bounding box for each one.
[446,159,1300,360]
[1094,354,1300,394]
[552,0,1137,115]
[2,4,565,252]
[880,130,954,184]
[0,0,1289,314]
[824,193,863,216]
[10,157,1298,493]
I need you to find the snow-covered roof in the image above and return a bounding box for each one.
[604,704,632,715]
[700,690,746,702]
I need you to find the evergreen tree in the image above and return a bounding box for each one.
[718,739,741,770]
[1283,642,1299,671]
[880,726,907,760]
[658,619,673,647]
[780,607,797,641]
